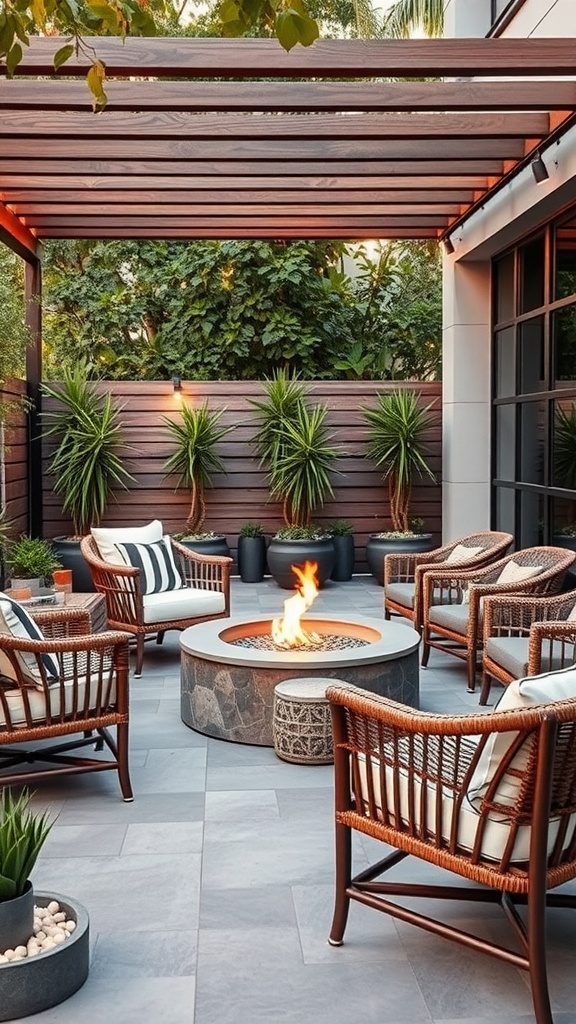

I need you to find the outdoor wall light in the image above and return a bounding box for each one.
[531,153,549,184]
[172,376,182,393]
[442,236,455,255]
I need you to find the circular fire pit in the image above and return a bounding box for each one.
[180,615,420,745]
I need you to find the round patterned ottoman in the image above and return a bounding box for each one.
[272,677,352,765]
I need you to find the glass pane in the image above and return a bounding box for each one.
[520,236,545,314]
[553,305,576,388]
[553,398,576,489]
[494,252,514,324]
[555,216,576,300]
[519,317,544,395]
[496,405,515,480]
[519,401,545,485]
[495,327,515,398]
[495,486,515,536]
[520,491,544,548]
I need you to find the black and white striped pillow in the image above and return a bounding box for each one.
[0,593,60,683]
[114,537,183,595]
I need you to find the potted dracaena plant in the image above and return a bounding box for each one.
[41,365,134,592]
[6,535,62,596]
[251,370,343,589]
[363,389,436,585]
[163,399,233,559]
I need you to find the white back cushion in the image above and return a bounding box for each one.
[0,593,59,685]
[466,665,576,813]
[445,543,484,564]
[92,520,163,565]
[495,560,543,586]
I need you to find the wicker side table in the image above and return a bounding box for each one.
[272,677,352,765]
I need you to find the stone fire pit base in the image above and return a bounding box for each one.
[180,615,419,746]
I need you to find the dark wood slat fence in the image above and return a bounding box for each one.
[41,380,442,574]
[2,380,29,539]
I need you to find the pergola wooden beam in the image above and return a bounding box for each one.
[0,36,574,246]
[1,80,574,112]
[0,203,39,260]
[10,37,576,78]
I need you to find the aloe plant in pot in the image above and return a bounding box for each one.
[363,389,436,585]
[41,366,134,592]
[251,371,344,589]
[0,789,53,950]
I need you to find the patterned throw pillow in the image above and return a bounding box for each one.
[113,537,183,595]
[0,593,59,684]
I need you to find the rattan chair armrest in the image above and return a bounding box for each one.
[0,629,130,655]
[384,549,447,585]
[482,592,576,642]
[28,607,92,633]
[527,620,576,676]
[171,539,233,566]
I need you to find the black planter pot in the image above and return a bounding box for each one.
[366,533,434,586]
[237,535,267,583]
[178,536,231,559]
[0,880,34,950]
[267,537,335,590]
[51,538,94,593]
[330,534,355,582]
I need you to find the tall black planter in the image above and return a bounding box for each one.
[51,538,94,592]
[330,534,355,582]
[366,533,434,586]
[238,535,267,583]
[267,537,335,590]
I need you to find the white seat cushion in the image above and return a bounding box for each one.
[0,673,117,728]
[142,587,226,624]
[92,520,163,565]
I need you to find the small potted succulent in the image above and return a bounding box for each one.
[326,519,355,582]
[237,522,267,583]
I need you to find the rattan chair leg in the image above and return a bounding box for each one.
[328,821,352,946]
[479,671,493,706]
[156,630,166,646]
[528,888,553,1024]
[134,634,145,678]
[466,654,477,693]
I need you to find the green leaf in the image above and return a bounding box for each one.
[275,9,300,51]
[30,0,47,31]
[5,42,22,78]
[53,42,75,71]
[0,14,15,57]
[220,0,240,21]
[87,59,107,113]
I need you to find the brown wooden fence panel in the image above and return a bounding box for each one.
[2,380,29,540]
[41,379,442,574]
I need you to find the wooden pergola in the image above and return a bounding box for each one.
[1,36,575,258]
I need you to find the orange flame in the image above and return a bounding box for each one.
[271,561,320,647]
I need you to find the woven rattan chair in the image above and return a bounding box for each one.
[481,590,576,705]
[327,682,576,1024]
[81,534,231,677]
[384,531,513,632]
[0,605,132,799]
[420,546,576,692]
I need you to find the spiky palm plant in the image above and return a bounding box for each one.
[382,0,443,38]
[364,389,436,533]
[163,401,232,535]
[268,401,340,527]
[41,365,134,536]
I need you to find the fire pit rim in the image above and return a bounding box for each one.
[180,614,420,671]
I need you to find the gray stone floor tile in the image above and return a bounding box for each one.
[206,736,279,767]
[32,853,201,932]
[121,820,204,855]
[206,762,333,790]
[130,746,207,793]
[410,947,535,1018]
[204,789,279,821]
[200,885,296,929]
[19,976,195,1023]
[292,882,407,964]
[276,786,333,821]
[44,791,206,824]
[42,823,127,857]
[90,929,197,977]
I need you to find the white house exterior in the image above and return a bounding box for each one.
[442,0,576,551]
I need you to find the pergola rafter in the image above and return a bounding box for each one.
[0,36,574,246]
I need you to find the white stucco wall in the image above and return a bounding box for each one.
[498,0,576,36]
